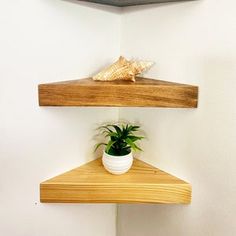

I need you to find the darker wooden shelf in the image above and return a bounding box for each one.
[40,158,191,204]
[38,77,198,108]
[76,0,197,7]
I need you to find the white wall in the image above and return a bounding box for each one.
[0,1,121,235]
[118,0,236,235]
[1,0,236,235]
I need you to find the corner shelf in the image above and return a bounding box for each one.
[40,158,191,204]
[38,77,198,108]
[77,0,197,7]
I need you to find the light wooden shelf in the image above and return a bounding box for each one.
[77,0,197,7]
[40,158,191,204]
[38,77,198,108]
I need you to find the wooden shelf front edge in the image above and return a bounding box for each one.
[40,158,191,204]
[38,77,198,108]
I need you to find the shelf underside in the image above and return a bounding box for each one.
[40,158,191,204]
[77,0,197,7]
[38,77,198,108]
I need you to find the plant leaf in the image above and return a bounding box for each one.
[127,135,144,142]
[94,143,107,152]
[105,132,119,138]
[99,126,113,133]
[111,125,122,136]
[105,140,116,153]
[130,126,140,132]
[125,137,142,152]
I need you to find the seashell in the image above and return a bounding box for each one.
[93,56,136,82]
[131,60,154,75]
[93,56,154,82]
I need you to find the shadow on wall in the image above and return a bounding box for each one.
[123,0,200,13]
[62,0,200,12]
[61,0,122,13]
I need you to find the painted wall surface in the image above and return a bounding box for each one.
[0,1,120,235]
[118,0,236,235]
[1,0,236,235]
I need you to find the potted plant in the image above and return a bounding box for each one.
[95,123,144,175]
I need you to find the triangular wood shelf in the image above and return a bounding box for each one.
[38,77,198,108]
[76,0,197,7]
[40,158,191,204]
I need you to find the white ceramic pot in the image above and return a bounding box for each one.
[102,151,133,175]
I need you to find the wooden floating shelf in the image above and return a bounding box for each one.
[76,0,197,7]
[40,158,191,204]
[38,77,198,108]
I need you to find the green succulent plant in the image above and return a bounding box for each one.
[95,124,144,156]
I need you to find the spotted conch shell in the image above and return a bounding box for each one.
[93,56,153,82]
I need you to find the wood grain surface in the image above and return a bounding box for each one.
[38,77,198,108]
[40,158,191,204]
